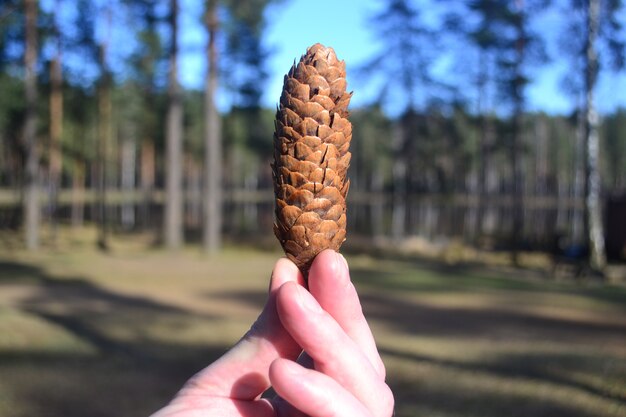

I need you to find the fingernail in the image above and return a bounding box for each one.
[296,286,324,314]
[335,253,351,289]
[338,253,349,272]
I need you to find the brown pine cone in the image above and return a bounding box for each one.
[272,43,352,274]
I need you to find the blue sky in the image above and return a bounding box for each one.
[259,0,626,115]
[262,0,379,110]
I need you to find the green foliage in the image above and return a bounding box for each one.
[0,72,24,136]
[220,0,280,109]
[0,72,25,186]
[182,90,204,157]
[352,106,393,178]
[0,0,24,71]
[61,82,97,165]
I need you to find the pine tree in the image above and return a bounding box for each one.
[96,5,112,251]
[360,0,436,240]
[562,0,624,271]
[48,0,63,243]
[164,0,183,249]
[202,0,277,253]
[203,0,222,253]
[23,0,39,250]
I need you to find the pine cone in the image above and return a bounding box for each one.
[272,43,352,274]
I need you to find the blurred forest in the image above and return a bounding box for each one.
[1,0,625,274]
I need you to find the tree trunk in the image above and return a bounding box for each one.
[243,169,259,233]
[164,0,184,249]
[556,170,567,232]
[585,0,607,271]
[510,0,526,266]
[71,158,85,228]
[0,133,4,185]
[534,116,549,241]
[203,0,222,253]
[48,0,63,243]
[120,135,136,230]
[572,98,586,244]
[140,139,155,229]
[477,114,494,238]
[96,41,112,250]
[510,33,524,257]
[186,155,202,228]
[483,156,498,237]
[371,166,385,239]
[24,0,40,250]
[391,121,407,241]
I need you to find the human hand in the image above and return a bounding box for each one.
[151,250,394,417]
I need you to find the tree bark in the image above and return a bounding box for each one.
[534,116,549,240]
[138,7,158,233]
[71,158,85,228]
[48,0,63,243]
[96,19,112,251]
[585,0,607,271]
[203,0,222,253]
[470,50,486,241]
[510,0,526,266]
[371,166,385,239]
[572,98,586,244]
[120,135,136,230]
[140,139,155,229]
[24,0,40,250]
[391,120,407,242]
[186,155,202,228]
[244,167,259,233]
[477,113,494,238]
[164,0,184,249]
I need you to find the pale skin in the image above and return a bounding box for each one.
[151,249,394,417]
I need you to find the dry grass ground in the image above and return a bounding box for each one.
[1,228,625,417]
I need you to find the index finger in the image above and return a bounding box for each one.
[307,250,386,378]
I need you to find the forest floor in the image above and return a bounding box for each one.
[1,227,626,417]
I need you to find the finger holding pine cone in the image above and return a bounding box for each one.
[272,43,352,274]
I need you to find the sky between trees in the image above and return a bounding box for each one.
[34,0,626,115]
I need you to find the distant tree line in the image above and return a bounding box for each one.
[0,0,624,273]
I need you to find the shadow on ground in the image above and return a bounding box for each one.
[0,260,229,417]
[1,257,626,417]
[349,258,626,308]
[214,264,626,417]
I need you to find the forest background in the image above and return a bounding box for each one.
[1,0,626,274]
[3,1,626,416]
